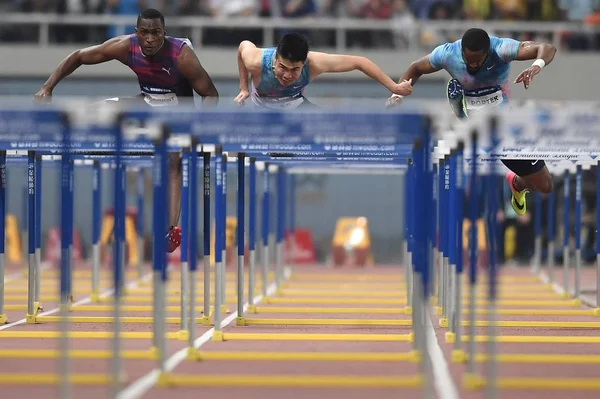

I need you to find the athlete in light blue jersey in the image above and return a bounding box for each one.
[390,28,557,216]
[235,33,413,109]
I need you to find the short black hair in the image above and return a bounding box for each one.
[461,28,490,53]
[137,8,165,28]
[276,33,309,63]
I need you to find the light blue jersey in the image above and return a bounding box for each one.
[429,36,520,110]
[250,47,311,109]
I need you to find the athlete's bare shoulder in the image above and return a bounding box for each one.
[238,41,262,73]
[77,34,131,65]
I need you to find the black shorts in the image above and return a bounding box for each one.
[500,159,546,177]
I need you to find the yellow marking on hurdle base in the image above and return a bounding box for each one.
[192,351,421,362]
[440,319,600,329]
[74,304,208,313]
[277,290,562,300]
[452,352,600,364]
[0,349,156,360]
[240,318,411,326]
[264,297,578,307]
[251,306,406,315]
[0,331,180,339]
[34,315,212,324]
[463,374,600,391]
[0,373,123,385]
[446,334,600,344]
[158,374,423,388]
[218,332,414,342]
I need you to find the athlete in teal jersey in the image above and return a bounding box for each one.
[390,28,557,216]
[235,33,413,109]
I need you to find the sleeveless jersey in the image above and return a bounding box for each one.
[250,47,311,109]
[429,36,520,110]
[127,35,194,107]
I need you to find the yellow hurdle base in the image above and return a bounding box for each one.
[0,373,124,385]
[240,318,412,327]
[463,374,600,391]
[217,332,414,342]
[439,319,600,329]
[252,306,408,315]
[192,350,421,362]
[158,373,424,388]
[0,349,156,360]
[0,331,181,340]
[452,351,600,364]
[34,316,211,324]
[446,334,600,344]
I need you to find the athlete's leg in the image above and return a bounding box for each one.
[166,152,183,253]
[501,159,553,215]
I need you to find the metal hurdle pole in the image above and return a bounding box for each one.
[213,146,224,333]
[248,158,257,309]
[437,157,445,313]
[441,155,450,321]
[179,148,190,336]
[574,165,582,299]
[447,150,457,336]
[236,152,246,318]
[188,139,199,348]
[202,150,211,324]
[431,162,438,298]
[596,161,600,310]
[0,151,5,324]
[34,154,42,308]
[533,191,543,275]
[67,159,74,305]
[563,169,571,297]
[136,168,145,279]
[289,174,296,275]
[547,182,556,283]
[405,161,414,312]
[26,151,37,322]
[152,123,170,370]
[21,185,27,274]
[111,117,126,397]
[221,154,228,312]
[454,142,465,355]
[485,117,500,399]
[261,162,271,297]
[466,130,478,376]
[275,167,286,289]
[91,161,102,302]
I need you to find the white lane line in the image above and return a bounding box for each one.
[426,307,460,399]
[117,268,290,399]
[538,271,598,308]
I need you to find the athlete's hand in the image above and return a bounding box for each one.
[514,65,542,90]
[234,90,250,107]
[34,87,53,104]
[392,78,413,96]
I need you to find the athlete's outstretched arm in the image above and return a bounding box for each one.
[177,45,219,105]
[35,36,129,98]
[398,55,440,87]
[308,52,413,96]
[513,41,557,89]
[235,41,258,105]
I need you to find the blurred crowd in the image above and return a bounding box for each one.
[1,0,600,50]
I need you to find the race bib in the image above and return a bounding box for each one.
[142,92,179,107]
[464,87,504,110]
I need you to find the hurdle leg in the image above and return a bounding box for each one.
[247,158,256,311]
[562,169,570,297]
[179,149,190,337]
[202,151,211,325]
[466,132,478,377]
[453,143,465,358]
[26,151,37,323]
[91,161,101,302]
[289,174,296,275]
[547,188,555,283]
[533,191,542,275]
[275,168,285,289]
[574,165,582,299]
[220,154,228,314]
[136,169,145,280]
[212,147,224,338]
[187,141,199,348]
[596,162,600,311]
[0,151,6,324]
[236,152,246,321]
[34,155,42,309]
[261,163,270,297]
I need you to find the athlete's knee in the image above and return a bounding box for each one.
[537,176,553,194]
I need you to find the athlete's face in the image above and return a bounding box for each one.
[136,18,166,56]
[273,56,304,86]
[462,48,488,75]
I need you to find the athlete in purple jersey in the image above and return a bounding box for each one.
[34,8,219,253]
[234,33,413,108]
[389,28,556,216]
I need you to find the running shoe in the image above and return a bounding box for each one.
[505,171,528,215]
